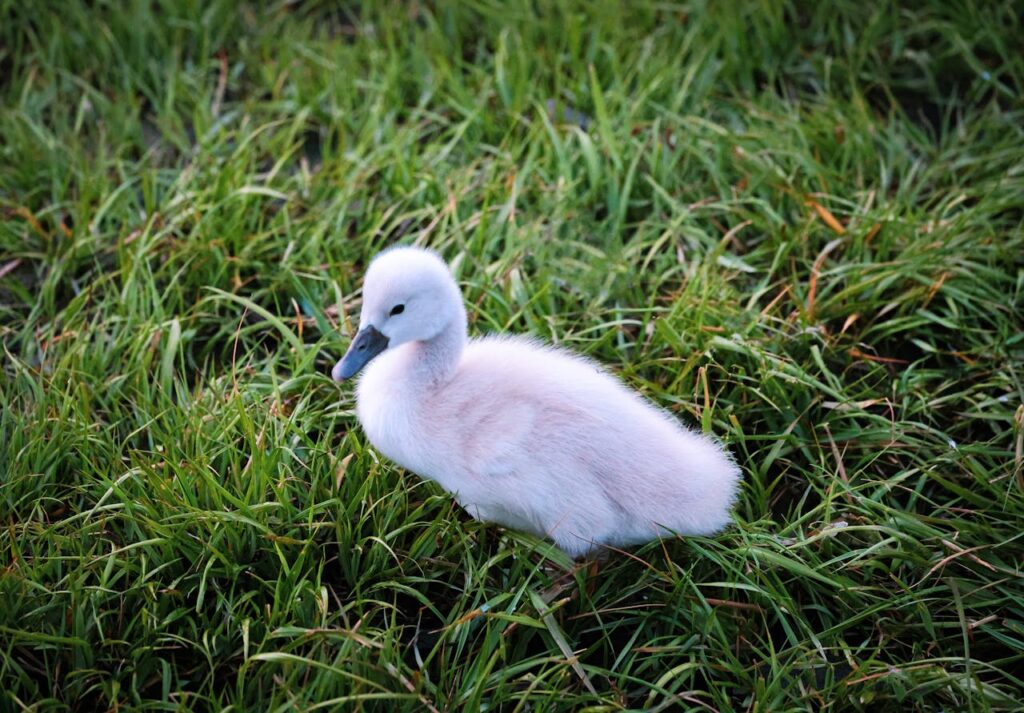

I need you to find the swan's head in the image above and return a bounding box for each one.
[332,247,462,381]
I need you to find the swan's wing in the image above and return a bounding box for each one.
[442,354,598,482]
[459,396,541,479]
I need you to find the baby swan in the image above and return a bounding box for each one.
[332,247,740,558]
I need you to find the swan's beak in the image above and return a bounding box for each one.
[332,325,389,381]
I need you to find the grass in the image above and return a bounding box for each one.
[2,0,1023,709]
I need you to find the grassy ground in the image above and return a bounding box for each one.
[2,0,1023,709]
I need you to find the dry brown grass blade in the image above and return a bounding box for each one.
[848,347,908,364]
[0,258,22,279]
[807,198,846,235]
[807,238,843,321]
[335,453,353,490]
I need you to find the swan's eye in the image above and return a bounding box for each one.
[390,304,405,316]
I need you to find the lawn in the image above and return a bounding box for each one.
[2,0,1023,709]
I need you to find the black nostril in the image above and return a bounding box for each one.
[358,343,366,350]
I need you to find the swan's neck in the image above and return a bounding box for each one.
[408,311,466,386]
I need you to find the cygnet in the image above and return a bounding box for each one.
[332,247,740,557]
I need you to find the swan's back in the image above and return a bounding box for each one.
[421,336,740,555]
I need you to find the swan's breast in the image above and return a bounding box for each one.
[354,349,429,474]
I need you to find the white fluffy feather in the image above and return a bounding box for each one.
[333,247,741,557]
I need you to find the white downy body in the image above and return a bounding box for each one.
[335,247,741,557]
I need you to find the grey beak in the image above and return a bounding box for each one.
[332,325,389,381]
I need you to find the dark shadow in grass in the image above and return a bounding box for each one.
[863,47,1013,141]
